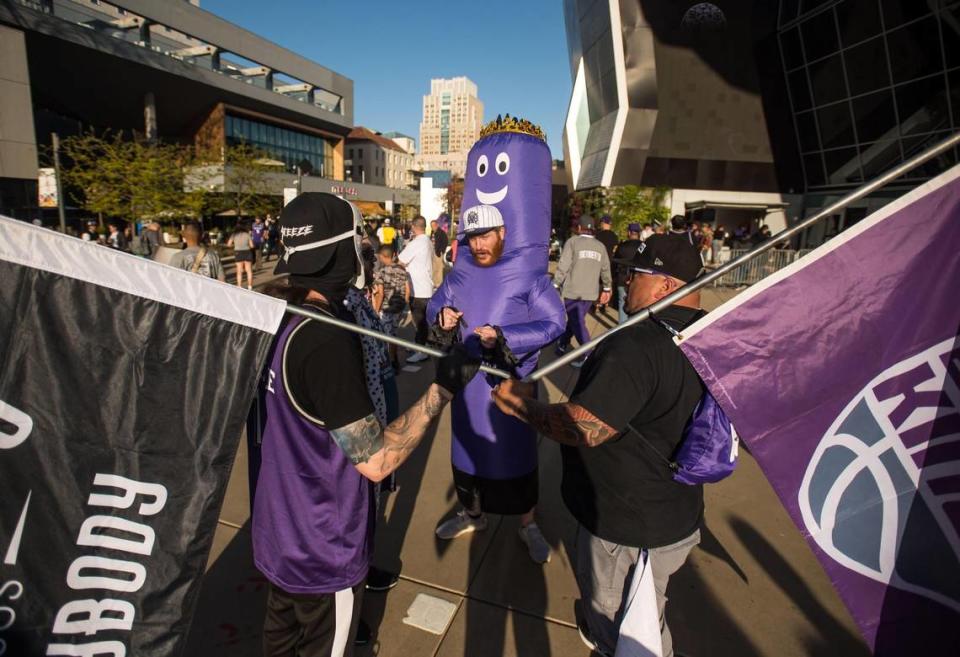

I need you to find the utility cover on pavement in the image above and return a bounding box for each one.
[402,593,457,635]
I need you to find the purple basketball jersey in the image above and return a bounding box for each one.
[251,314,373,594]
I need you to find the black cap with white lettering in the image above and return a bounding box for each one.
[616,233,704,282]
[274,192,362,275]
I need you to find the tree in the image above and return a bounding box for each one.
[567,185,671,238]
[445,176,464,223]
[606,185,670,237]
[59,131,211,225]
[222,142,280,220]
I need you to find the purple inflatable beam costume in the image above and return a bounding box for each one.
[428,117,565,514]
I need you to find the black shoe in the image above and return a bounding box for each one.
[365,566,399,592]
[354,618,371,646]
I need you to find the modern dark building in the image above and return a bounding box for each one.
[0,0,417,222]
[562,0,959,246]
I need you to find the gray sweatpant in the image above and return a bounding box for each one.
[574,525,701,657]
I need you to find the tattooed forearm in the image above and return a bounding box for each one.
[331,385,450,481]
[330,414,385,464]
[379,385,447,474]
[519,400,618,447]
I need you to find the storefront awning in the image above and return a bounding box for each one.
[685,200,789,213]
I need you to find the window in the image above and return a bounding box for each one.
[886,17,942,84]
[844,37,889,96]
[801,8,839,62]
[836,0,882,47]
[809,54,846,106]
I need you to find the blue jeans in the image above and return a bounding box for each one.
[618,285,628,324]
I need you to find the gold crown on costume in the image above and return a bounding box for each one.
[479,114,546,142]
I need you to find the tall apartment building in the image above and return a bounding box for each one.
[418,77,483,178]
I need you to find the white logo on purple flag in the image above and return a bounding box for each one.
[799,337,960,613]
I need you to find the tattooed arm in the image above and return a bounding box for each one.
[331,384,452,483]
[491,380,619,447]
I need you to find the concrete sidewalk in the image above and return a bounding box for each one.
[184,287,870,657]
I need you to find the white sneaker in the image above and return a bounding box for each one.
[518,522,551,563]
[406,351,429,364]
[435,510,487,539]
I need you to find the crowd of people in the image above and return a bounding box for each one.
[230,190,723,657]
[63,195,747,657]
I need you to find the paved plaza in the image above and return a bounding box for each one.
[184,280,870,657]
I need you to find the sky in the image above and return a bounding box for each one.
[201,0,573,158]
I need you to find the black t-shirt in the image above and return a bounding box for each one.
[562,306,706,548]
[433,229,449,258]
[284,305,374,429]
[595,229,618,261]
[613,238,643,287]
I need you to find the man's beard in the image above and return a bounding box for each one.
[470,238,504,267]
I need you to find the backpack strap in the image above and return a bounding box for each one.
[627,422,680,474]
[190,247,208,274]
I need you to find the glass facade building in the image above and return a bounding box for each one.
[225,113,335,176]
[778,0,959,190]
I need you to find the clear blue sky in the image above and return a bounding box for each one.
[201,0,572,158]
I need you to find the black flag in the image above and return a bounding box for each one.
[0,217,284,656]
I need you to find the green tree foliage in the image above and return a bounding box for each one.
[605,185,670,237]
[59,131,210,224]
[566,185,671,238]
[222,142,281,220]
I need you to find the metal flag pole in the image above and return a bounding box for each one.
[527,131,960,383]
[284,302,514,380]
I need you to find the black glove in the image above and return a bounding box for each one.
[434,343,481,396]
[479,325,520,376]
[427,306,464,352]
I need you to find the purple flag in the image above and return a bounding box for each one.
[678,168,960,655]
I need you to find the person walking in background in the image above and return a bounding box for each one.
[169,222,225,281]
[143,221,162,256]
[612,223,643,323]
[106,222,128,251]
[430,218,449,288]
[377,217,396,249]
[81,220,101,243]
[594,215,619,315]
[229,221,255,290]
[398,216,434,363]
[251,216,266,269]
[554,215,612,367]
[700,223,714,263]
[640,223,654,241]
[712,226,726,263]
[265,217,281,261]
[372,244,411,371]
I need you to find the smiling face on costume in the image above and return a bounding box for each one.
[462,132,551,261]
[468,227,505,267]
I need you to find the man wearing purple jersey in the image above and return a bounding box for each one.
[249,193,479,657]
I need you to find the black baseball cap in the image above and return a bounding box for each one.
[616,233,703,282]
[274,192,363,276]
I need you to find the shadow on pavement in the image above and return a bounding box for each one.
[183,521,266,657]
[728,515,870,657]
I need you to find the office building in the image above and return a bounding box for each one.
[418,77,483,178]
[562,0,959,246]
[0,0,418,221]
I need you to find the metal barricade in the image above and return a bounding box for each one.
[711,249,804,287]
